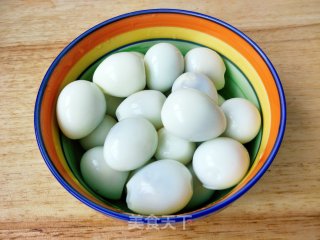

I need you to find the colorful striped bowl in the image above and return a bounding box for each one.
[34,9,286,223]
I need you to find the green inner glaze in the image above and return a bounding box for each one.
[61,39,262,213]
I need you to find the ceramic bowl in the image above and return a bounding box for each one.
[34,9,286,223]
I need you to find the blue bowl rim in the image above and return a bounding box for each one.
[34,8,286,224]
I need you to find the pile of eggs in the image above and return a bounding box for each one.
[56,43,261,215]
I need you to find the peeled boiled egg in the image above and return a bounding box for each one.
[80,147,129,200]
[79,115,116,150]
[221,98,261,143]
[56,80,106,139]
[155,128,196,165]
[185,47,226,90]
[126,159,193,215]
[172,72,218,103]
[116,90,166,129]
[185,164,215,209]
[104,117,158,171]
[161,88,226,142]
[93,52,146,97]
[145,43,184,92]
[193,137,250,190]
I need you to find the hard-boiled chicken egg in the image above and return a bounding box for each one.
[80,147,129,200]
[218,94,225,106]
[79,115,116,150]
[104,94,124,118]
[104,117,158,171]
[221,98,261,143]
[126,159,193,215]
[155,128,196,165]
[145,43,184,92]
[172,72,218,103]
[56,80,106,139]
[185,164,215,209]
[185,47,226,90]
[161,89,226,142]
[93,52,146,97]
[193,137,250,190]
[116,90,166,129]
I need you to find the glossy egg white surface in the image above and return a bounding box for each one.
[185,164,215,209]
[56,80,106,139]
[80,147,129,200]
[193,137,250,190]
[221,98,261,143]
[104,117,158,171]
[126,159,193,215]
[185,47,226,90]
[79,115,117,150]
[116,90,166,129]
[172,72,218,103]
[93,52,146,97]
[155,128,196,165]
[161,88,226,142]
[145,43,184,92]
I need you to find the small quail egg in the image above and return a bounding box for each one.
[172,72,218,103]
[145,43,184,92]
[126,159,193,215]
[155,128,196,165]
[185,47,226,90]
[93,52,146,97]
[104,117,158,171]
[79,115,116,150]
[80,147,129,200]
[161,88,226,142]
[193,137,250,190]
[56,80,106,139]
[116,90,166,129]
[221,98,261,143]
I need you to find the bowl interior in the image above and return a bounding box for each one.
[36,10,284,222]
[61,39,263,212]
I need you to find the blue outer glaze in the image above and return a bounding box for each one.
[34,9,286,223]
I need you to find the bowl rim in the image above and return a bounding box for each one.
[34,8,286,223]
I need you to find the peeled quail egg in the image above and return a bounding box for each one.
[104,117,158,171]
[93,52,146,97]
[79,115,116,150]
[221,98,261,143]
[193,137,250,190]
[126,159,193,215]
[116,90,166,129]
[161,89,226,142]
[185,47,226,90]
[155,128,196,165]
[172,72,218,103]
[56,80,106,139]
[80,147,129,200]
[145,43,184,92]
[185,164,215,209]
